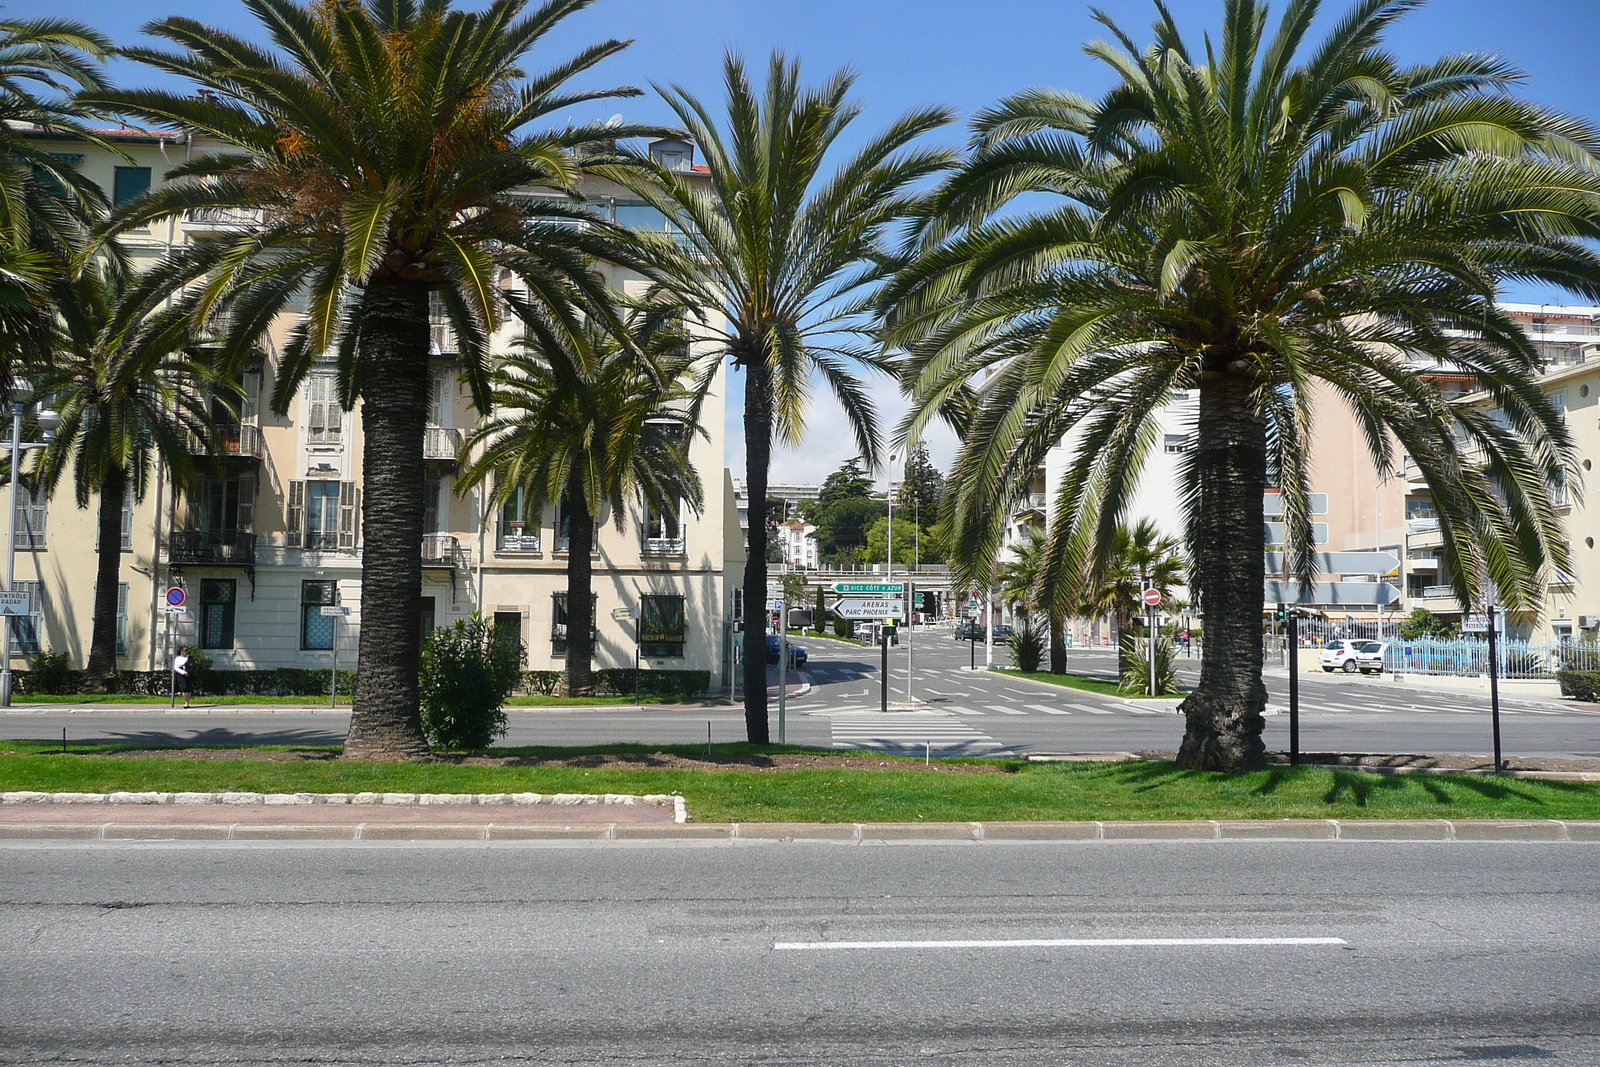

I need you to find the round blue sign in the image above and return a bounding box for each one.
[165,587,185,607]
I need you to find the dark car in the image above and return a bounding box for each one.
[765,634,808,668]
[954,620,980,640]
[991,624,1015,644]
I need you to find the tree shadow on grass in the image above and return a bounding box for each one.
[1321,770,1411,807]
[1106,759,1204,794]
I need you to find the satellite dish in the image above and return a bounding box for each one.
[606,114,623,128]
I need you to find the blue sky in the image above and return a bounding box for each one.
[26,0,1600,484]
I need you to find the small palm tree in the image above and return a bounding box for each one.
[456,297,705,697]
[91,0,655,757]
[602,52,955,742]
[885,0,1598,769]
[1078,520,1185,676]
[31,258,219,689]
[997,528,1068,673]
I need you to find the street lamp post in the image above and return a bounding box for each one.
[2,386,60,707]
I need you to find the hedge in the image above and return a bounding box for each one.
[13,667,356,697]
[521,668,710,701]
[1556,670,1600,703]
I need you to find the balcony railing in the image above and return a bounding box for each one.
[168,530,256,566]
[428,322,457,356]
[191,424,261,460]
[423,426,463,461]
[1408,517,1440,534]
[642,536,686,556]
[421,533,464,568]
[1421,584,1455,600]
[181,206,265,231]
[496,524,541,553]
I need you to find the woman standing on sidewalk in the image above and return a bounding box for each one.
[172,646,193,709]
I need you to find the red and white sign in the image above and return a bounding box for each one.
[1142,588,1161,607]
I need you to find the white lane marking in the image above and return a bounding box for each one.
[775,936,1349,951]
[1027,704,1071,716]
[1066,703,1113,715]
[986,705,1029,716]
[1002,688,1036,697]
[948,706,985,716]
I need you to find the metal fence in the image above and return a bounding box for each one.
[1380,638,1598,679]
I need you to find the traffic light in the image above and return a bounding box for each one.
[1275,604,1286,621]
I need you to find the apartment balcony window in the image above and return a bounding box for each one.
[287,480,356,550]
[168,530,257,566]
[1422,584,1454,600]
[549,592,596,657]
[639,594,686,658]
[200,578,235,649]
[192,424,261,460]
[181,206,264,230]
[642,498,685,557]
[497,488,541,553]
[1163,434,1191,454]
[423,426,463,462]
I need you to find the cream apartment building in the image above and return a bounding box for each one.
[14,125,743,681]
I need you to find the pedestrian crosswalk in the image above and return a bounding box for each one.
[830,713,1013,757]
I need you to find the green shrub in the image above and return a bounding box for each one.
[1009,623,1046,672]
[420,614,526,750]
[1556,670,1600,702]
[833,617,855,638]
[1118,634,1180,696]
[27,651,78,695]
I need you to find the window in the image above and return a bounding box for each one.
[288,481,355,550]
[203,476,255,533]
[429,372,452,427]
[615,202,670,232]
[420,596,437,651]
[306,376,344,444]
[121,500,133,551]
[497,486,540,552]
[199,579,236,649]
[9,580,41,654]
[13,484,44,549]
[1163,433,1191,454]
[639,594,686,658]
[300,581,336,650]
[493,611,522,652]
[550,593,596,657]
[423,476,441,535]
[115,583,129,656]
[642,497,683,554]
[112,166,151,207]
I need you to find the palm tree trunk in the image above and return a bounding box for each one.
[1114,606,1131,676]
[563,469,595,698]
[740,357,771,744]
[84,466,126,691]
[344,279,430,760]
[1177,369,1268,771]
[1048,610,1066,674]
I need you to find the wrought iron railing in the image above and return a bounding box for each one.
[421,533,464,567]
[496,523,541,553]
[168,530,256,565]
[423,426,463,461]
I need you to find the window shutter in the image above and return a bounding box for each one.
[241,369,261,422]
[287,481,303,547]
[116,582,128,655]
[238,475,255,531]
[338,481,357,548]
[120,501,133,550]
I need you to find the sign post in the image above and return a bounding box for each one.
[1487,603,1503,770]
[164,587,186,707]
[1286,607,1299,765]
[880,615,890,714]
[1142,588,1161,696]
[320,604,350,706]
[906,579,915,705]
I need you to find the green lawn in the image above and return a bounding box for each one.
[994,668,1183,699]
[1,742,1594,823]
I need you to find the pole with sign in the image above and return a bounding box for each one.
[1286,607,1300,765]
[164,587,186,707]
[1487,603,1503,770]
[321,603,350,706]
[1142,588,1161,696]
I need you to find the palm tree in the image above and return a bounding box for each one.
[1078,520,1185,676]
[884,0,1598,770]
[0,15,114,372]
[996,528,1068,673]
[456,296,705,697]
[31,257,217,689]
[600,52,955,742]
[90,0,656,757]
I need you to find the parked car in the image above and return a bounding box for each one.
[991,624,1015,644]
[865,623,900,647]
[1320,639,1386,674]
[954,620,980,640]
[765,634,808,668]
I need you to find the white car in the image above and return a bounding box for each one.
[1320,639,1387,674]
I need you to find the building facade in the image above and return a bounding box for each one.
[14,125,741,681]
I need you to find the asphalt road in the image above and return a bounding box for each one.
[2,631,1595,758]
[1,840,1595,1065]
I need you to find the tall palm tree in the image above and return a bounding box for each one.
[456,296,705,697]
[31,257,218,689]
[89,0,656,757]
[0,15,114,373]
[601,52,955,742]
[884,0,1599,770]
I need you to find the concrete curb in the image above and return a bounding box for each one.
[0,789,689,823]
[1,817,1595,843]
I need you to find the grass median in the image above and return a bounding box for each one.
[1,741,1595,823]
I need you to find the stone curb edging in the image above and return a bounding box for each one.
[0,790,688,823]
[0,815,1595,843]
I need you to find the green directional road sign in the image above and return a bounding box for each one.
[833,581,906,595]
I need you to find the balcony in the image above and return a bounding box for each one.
[181,206,265,233]
[423,426,463,462]
[421,534,464,568]
[191,424,261,460]
[428,321,457,356]
[496,523,541,554]
[168,530,256,566]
